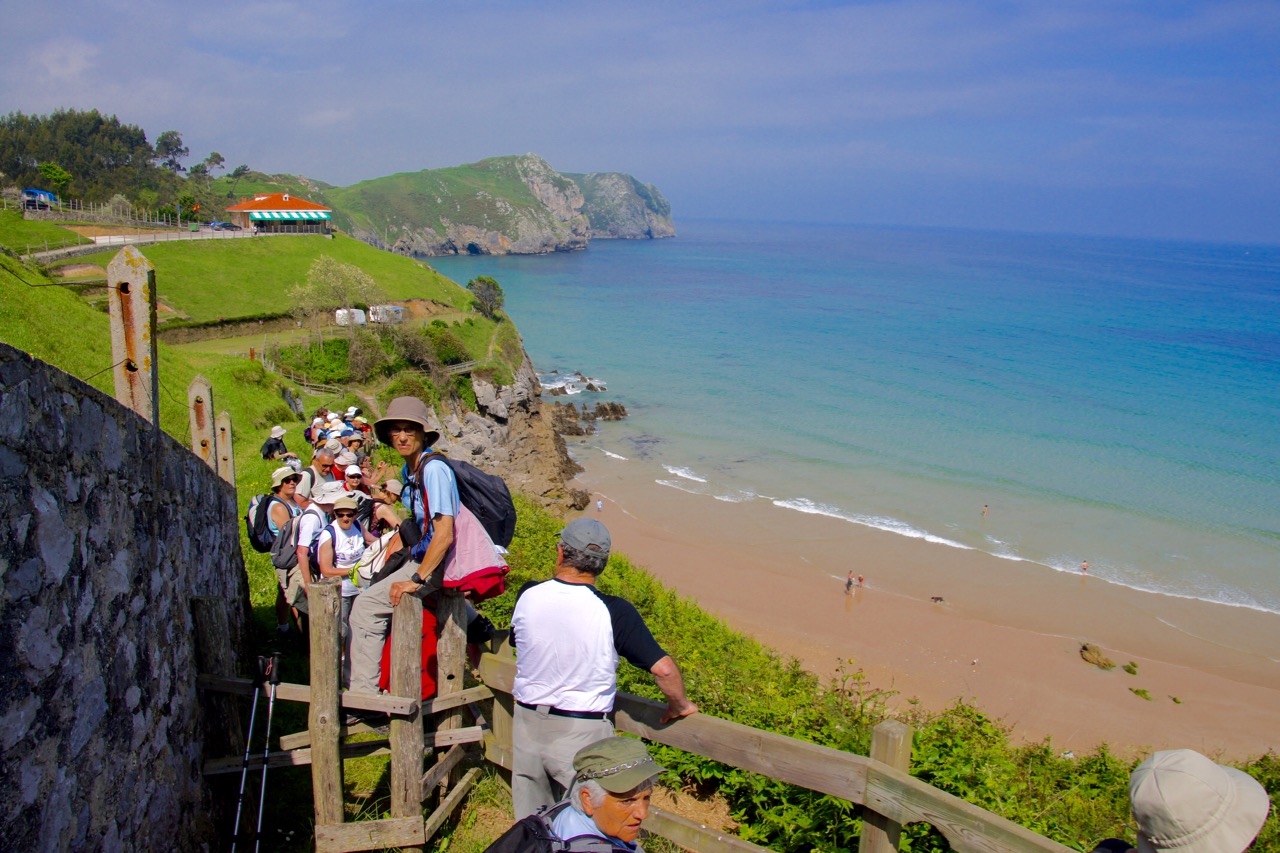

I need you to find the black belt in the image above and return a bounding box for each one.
[517,700,609,720]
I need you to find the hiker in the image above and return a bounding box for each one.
[342,464,371,497]
[365,479,404,535]
[267,467,303,634]
[295,481,348,606]
[1090,748,1270,852]
[298,447,336,499]
[344,396,459,713]
[509,517,697,819]
[315,494,378,635]
[487,736,665,853]
[259,424,297,464]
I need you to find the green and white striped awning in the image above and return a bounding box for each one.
[248,210,332,221]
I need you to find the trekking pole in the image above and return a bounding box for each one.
[253,654,283,852]
[231,656,269,852]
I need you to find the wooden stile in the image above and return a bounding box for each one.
[309,580,344,827]
[389,590,425,852]
[860,720,913,853]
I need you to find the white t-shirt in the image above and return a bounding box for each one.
[318,522,365,597]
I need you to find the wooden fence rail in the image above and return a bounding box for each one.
[479,648,1072,853]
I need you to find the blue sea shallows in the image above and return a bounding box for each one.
[431,221,1280,614]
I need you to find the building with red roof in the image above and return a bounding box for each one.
[224,192,333,234]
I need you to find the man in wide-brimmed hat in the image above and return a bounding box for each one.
[344,396,458,708]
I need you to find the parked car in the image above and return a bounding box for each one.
[210,221,242,231]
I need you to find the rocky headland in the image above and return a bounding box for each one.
[324,154,673,256]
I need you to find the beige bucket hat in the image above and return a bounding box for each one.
[374,396,441,447]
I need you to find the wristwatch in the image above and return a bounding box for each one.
[410,572,425,586]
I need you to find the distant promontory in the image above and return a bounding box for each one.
[323,154,675,257]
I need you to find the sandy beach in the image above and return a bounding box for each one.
[569,447,1280,761]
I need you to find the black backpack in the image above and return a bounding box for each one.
[418,452,517,548]
[484,803,620,853]
[245,494,281,553]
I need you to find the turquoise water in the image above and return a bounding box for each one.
[431,221,1280,614]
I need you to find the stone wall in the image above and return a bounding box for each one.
[0,343,250,851]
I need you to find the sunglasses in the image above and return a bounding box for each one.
[283,476,301,484]
[346,472,363,479]
[334,511,357,519]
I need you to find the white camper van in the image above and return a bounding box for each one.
[335,308,367,326]
[368,305,405,325]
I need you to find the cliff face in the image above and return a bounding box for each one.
[328,154,590,258]
[566,172,677,240]
[431,354,586,509]
[324,155,673,257]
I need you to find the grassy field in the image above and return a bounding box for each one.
[46,232,469,323]
[0,208,92,253]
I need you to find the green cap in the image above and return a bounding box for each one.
[573,736,664,794]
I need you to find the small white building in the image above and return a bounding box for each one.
[369,305,405,325]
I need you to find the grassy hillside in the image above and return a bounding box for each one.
[324,155,573,241]
[54,233,467,323]
[0,208,92,253]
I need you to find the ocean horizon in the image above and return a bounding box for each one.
[430,219,1280,616]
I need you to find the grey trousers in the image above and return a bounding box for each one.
[512,703,613,819]
[343,558,421,694]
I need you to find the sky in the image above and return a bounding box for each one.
[4,1,1279,243]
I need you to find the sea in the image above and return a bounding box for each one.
[430,220,1280,616]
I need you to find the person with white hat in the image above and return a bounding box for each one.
[267,466,303,634]
[1092,748,1271,852]
[260,424,298,465]
[293,481,349,611]
[315,494,378,634]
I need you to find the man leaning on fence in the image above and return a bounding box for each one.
[509,517,698,819]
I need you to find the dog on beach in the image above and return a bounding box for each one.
[930,595,945,604]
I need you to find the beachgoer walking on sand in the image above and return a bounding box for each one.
[857,574,864,588]
[1081,560,1089,574]
[845,571,854,595]
[983,504,989,518]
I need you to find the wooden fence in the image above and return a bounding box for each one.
[198,585,1073,852]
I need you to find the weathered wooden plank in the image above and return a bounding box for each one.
[860,720,913,853]
[196,674,417,716]
[863,764,1072,853]
[435,591,469,793]
[481,652,871,804]
[206,728,485,776]
[422,767,481,843]
[215,410,235,485]
[390,592,425,851]
[487,635,515,786]
[484,733,514,773]
[106,246,158,423]
[421,745,469,801]
[643,808,770,853]
[187,375,217,470]
[274,687,487,751]
[309,580,345,827]
[314,816,425,853]
[204,740,393,775]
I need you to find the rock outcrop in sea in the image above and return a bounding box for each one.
[566,171,676,240]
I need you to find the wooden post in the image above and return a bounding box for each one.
[187,375,217,470]
[390,591,425,850]
[435,591,468,791]
[485,634,516,779]
[215,410,235,485]
[859,720,913,853]
[309,580,344,828]
[106,246,159,424]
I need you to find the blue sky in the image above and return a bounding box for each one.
[4,1,1278,242]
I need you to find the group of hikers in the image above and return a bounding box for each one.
[252,398,1268,852]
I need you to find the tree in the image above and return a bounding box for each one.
[202,151,225,173]
[227,164,250,196]
[467,276,505,320]
[154,130,189,173]
[38,162,72,196]
[289,256,385,344]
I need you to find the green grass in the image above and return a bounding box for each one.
[0,208,91,253]
[53,233,469,323]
